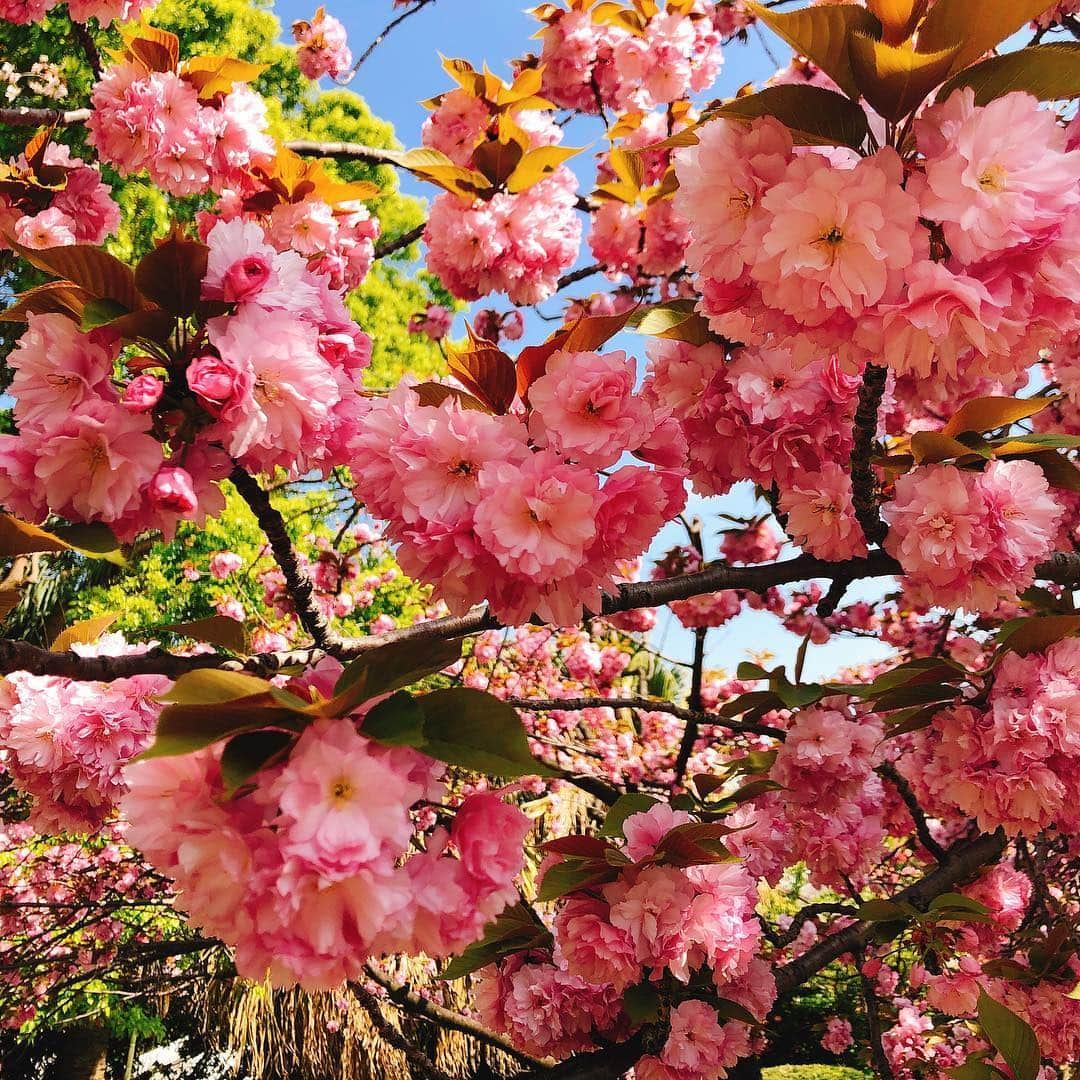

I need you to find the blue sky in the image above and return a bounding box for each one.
[271,0,896,681]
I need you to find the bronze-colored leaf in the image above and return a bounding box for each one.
[0,281,91,323]
[849,35,960,120]
[447,329,518,414]
[134,229,210,317]
[711,83,872,147]
[50,612,122,653]
[936,42,1080,107]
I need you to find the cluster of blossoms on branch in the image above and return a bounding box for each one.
[0,0,153,24]
[123,657,531,990]
[350,341,687,624]
[292,6,353,81]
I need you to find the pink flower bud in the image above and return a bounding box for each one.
[148,467,198,514]
[122,374,165,413]
[187,355,246,416]
[222,253,273,303]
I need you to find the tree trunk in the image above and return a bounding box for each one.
[44,1022,108,1080]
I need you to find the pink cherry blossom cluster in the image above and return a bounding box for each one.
[0,313,230,539]
[292,8,353,81]
[349,351,686,624]
[642,338,867,560]
[0,143,119,250]
[883,459,1065,612]
[472,307,525,344]
[675,92,1080,383]
[0,217,373,535]
[0,0,154,24]
[204,183,380,293]
[421,93,581,303]
[123,679,531,989]
[407,302,453,340]
[534,2,724,115]
[476,803,767,1074]
[902,637,1080,836]
[88,62,275,197]
[725,701,887,889]
[0,635,169,833]
[589,198,691,283]
[651,546,759,630]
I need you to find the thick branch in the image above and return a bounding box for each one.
[285,139,408,167]
[228,467,337,651]
[0,106,91,126]
[850,363,889,547]
[510,1033,645,1080]
[364,964,547,1070]
[860,967,895,1080]
[674,627,709,781]
[504,697,785,740]
[774,829,1007,997]
[556,263,604,292]
[6,549,1080,682]
[350,982,452,1080]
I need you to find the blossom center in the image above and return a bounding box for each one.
[977,164,1007,193]
[329,778,353,804]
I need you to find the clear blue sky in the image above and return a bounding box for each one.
[271,0,895,681]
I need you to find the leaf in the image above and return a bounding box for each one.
[397,147,494,202]
[0,281,91,323]
[81,298,129,331]
[157,616,248,655]
[947,1055,1008,1080]
[943,396,1056,437]
[712,998,763,1027]
[472,136,525,189]
[0,586,22,623]
[712,84,872,148]
[446,330,517,414]
[630,300,713,346]
[140,699,305,760]
[134,230,210,317]
[158,669,276,706]
[536,857,617,901]
[542,835,617,858]
[977,990,1041,1080]
[121,19,180,73]
[599,792,660,837]
[910,430,986,465]
[867,0,928,44]
[505,145,582,194]
[937,42,1080,107]
[358,692,428,747]
[994,615,1080,659]
[1028,450,1080,494]
[929,893,990,916]
[622,983,661,1024]
[651,821,738,868]
[745,1,883,100]
[326,634,466,717]
[857,899,910,922]
[50,612,121,653]
[440,905,551,980]
[180,54,268,98]
[412,382,490,412]
[918,0,1060,78]
[219,730,294,796]
[849,36,960,120]
[416,688,556,777]
[13,244,144,312]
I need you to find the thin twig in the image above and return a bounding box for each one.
[877,762,947,862]
[349,982,453,1080]
[337,0,438,80]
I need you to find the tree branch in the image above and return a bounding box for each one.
[774,829,1007,996]
[349,981,453,1080]
[556,263,604,292]
[876,762,947,862]
[374,221,425,260]
[850,363,889,547]
[674,627,709,781]
[228,467,338,651]
[338,0,438,79]
[363,964,548,1070]
[860,965,895,1080]
[504,697,785,740]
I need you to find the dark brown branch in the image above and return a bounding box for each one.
[556,263,604,291]
[503,697,786,741]
[674,627,709,781]
[228,467,338,651]
[72,21,103,79]
[363,964,547,1070]
[6,549,1080,683]
[0,106,90,126]
[850,363,889,547]
[511,1033,645,1080]
[774,829,1007,996]
[342,0,438,77]
[860,965,895,1080]
[375,221,425,260]
[773,902,858,949]
[350,982,452,1080]
[877,762,947,862]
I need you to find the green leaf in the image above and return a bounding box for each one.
[628,300,713,346]
[848,37,960,121]
[622,983,662,1024]
[937,43,1080,107]
[138,701,304,760]
[536,858,617,902]
[745,1,882,100]
[359,691,428,747]
[929,893,990,915]
[81,297,129,331]
[857,899,910,922]
[325,634,466,717]
[599,792,660,838]
[712,997,762,1027]
[441,905,551,980]
[219,730,294,796]
[977,990,1041,1080]
[364,688,555,778]
[711,83,872,148]
[157,669,275,706]
[947,1054,1008,1080]
[994,615,1080,661]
